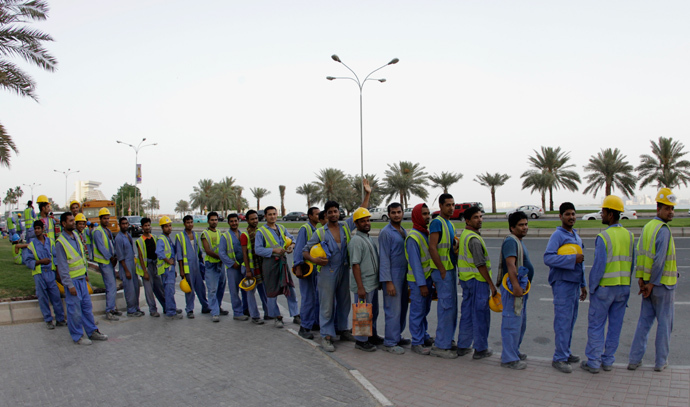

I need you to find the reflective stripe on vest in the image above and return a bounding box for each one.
[175,231,196,276]
[28,238,55,276]
[7,217,15,230]
[300,223,314,243]
[432,217,455,271]
[13,246,23,265]
[457,229,492,282]
[258,224,287,249]
[135,236,155,276]
[635,219,677,285]
[314,223,351,272]
[223,230,241,262]
[242,231,255,269]
[202,229,221,263]
[597,227,634,286]
[57,234,87,279]
[405,229,432,282]
[157,235,172,275]
[93,226,111,264]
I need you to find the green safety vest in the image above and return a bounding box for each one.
[457,229,492,282]
[7,216,15,230]
[201,229,221,263]
[258,224,288,250]
[13,245,23,265]
[175,231,197,276]
[597,227,634,286]
[92,225,112,264]
[313,223,351,272]
[157,234,173,275]
[56,233,87,279]
[24,208,34,229]
[223,230,241,262]
[635,219,677,286]
[405,229,433,282]
[300,223,315,243]
[241,231,256,269]
[28,237,56,276]
[135,235,156,276]
[431,217,455,271]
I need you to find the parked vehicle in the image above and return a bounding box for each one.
[257,210,265,221]
[506,205,544,219]
[581,210,638,220]
[193,215,206,223]
[403,207,413,220]
[283,211,308,221]
[82,200,118,234]
[237,213,246,221]
[368,208,388,221]
[431,202,485,220]
[124,216,143,237]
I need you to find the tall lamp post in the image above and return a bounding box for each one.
[22,183,41,201]
[53,169,79,208]
[327,54,399,199]
[116,138,158,216]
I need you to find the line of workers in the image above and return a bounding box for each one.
[9,186,679,373]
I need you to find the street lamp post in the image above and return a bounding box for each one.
[116,138,158,216]
[22,183,41,201]
[53,169,79,208]
[327,54,399,199]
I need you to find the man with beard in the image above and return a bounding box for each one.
[176,215,210,318]
[240,210,269,325]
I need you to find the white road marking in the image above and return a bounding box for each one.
[351,370,394,406]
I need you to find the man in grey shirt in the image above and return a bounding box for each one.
[349,207,383,352]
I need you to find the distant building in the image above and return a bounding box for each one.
[69,180,107,202]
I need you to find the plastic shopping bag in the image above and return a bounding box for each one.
[352,301,372,337]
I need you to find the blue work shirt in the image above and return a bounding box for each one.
[649,217,675,290]
[219,229,244,268]
[544,226,586,287]
[429,217,458,267]
[54,231,86,290]
[293,222,317,266]
[156,234,176,272]
[94,226,116,260]
[254,224,295,258]
[303,217,356,272]
[501,237,535,282]
[114,231,136,274]
[589,224,636,294]
[379,223,408,283]
[23,236,54,274]
[175,230,200,262]
[406,231,429,287]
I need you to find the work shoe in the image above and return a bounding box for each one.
[450,340,458,351]
[298,327,314,339]
[312,323,320,331]
[90,330,108,341]
[567,354,581,364]
[251,318,265,325]
[55,320,67,327]
[274,318,284,329]
[187,311,195,319]
[46,322,55,330]
[457,347,473,357]
[201,308,212,314]
[602,365,613,371]
[293,315,301,325]
[552,361,572,373]
[263,315,275,320]
[384,345,405,355]
[473,348,494,360]
[75,335,92,346]
[412,345,431,356]
[105,312,119,321]
[430,345,459,359]
[176,308,182,314]
[519,352,527,361]
[423,337,435,347]
[369,335,384,346]
[355,340,377,352]
[150,312,160,317]
[654,363,668,372]
[111,309,123,316]
[322,337,335,352]
[219,308,230,316]
[627,362,642,371]
[337,330,356,342]
[243,309,250,316]
[212,315,220,323]
[165,314,183,320]
[397,338,411,346]
[501,360,527,370]
[233,315,249,321]
[579,361,600,374]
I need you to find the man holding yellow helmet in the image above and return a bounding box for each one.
[157,216,182,320]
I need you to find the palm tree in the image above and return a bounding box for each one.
[250,187,270,210]
[211,176,236,216]
[296,183,320,208]
[232,186,245,212]
[429,171,463,194]
[0,1,57,168]
[175,199,190,218]
[279,185,286,216]
[13,186,22,207]
[583,148,636,198]
[474,172,511,214]
[521,171,551,211]
[148,196,160,217]
[636,137,690,189]
[521,146,581,211]
[314,168,350,203]
[190,178,214,213]
[382,161,429,208]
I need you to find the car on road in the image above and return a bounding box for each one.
[581,210,638,220]
[431,202,485,220]
[506,205,544,219]
[403,207,413,220]
[257,210,265,221]
[237,213,246,221]
[193,215,206,223]
[368,208,388,221]
[283,211,308,221]
[123,216,144,237]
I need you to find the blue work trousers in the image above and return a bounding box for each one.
[629,286,675,368]
[64,278,98,342]
[353,289,380,342]
[552,280,580,362]
[34,272,65,323]
[430,268,458,350]
[162,268,177,316]
[184,261,209,313]
[142,262,166,313]
[299,271,320,329]
[500,286,529,363]
[317,265,351,338]
[584,285,629,369]
[97,262,118,313]
[118,266,141,314]
[204,261,226,317]
[267,285,299,318]
[382,278,409,347]
[458,279,491,352]
[409,277,433,346]
[226,265,245,317]
[239,266,262,319]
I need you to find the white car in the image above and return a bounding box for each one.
[506,205,544,219]
[581,210,638,220]
[403,207,413,220]
[368,207,388,221]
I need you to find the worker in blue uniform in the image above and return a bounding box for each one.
[157,216,181,320]
[92,208,121,321]
[379,202,410,355]
[293,206,321,339]
[114,217,144,317]
[219,213,249,321]
[544,202,587,374]
[175,215,210,318]
[406,203,434,356]
[201,211,228,322]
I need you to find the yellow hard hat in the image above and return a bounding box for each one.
[601,195,624,212]
[293,263,313,279]
[87,282,93,295]
[70,200,80,207]
[159,216,172,226]
[557,243,583,256]
[74,213,87,222]
[98,208,111,217]
[353,207,371,222]
[502,274,531,296]
[36,195,49,203]
[240,277,257,291]
[180,278,192,293]
[57,281,65,295]
[655,188,677,207]
[453,236,460,254]
[489,292,503,313]
[310,244,327,259]
[284,237,293,248]
[17,213,21,218]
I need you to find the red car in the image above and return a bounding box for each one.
[237,213,246,221]
[431,202,485,220]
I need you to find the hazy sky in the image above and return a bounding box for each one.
[2,1,689,214]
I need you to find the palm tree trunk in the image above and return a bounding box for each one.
[541,192,546,212]
[549,186,554,211]
[605,182,611,196]
[257,199,260,211]
[491,187,496,214]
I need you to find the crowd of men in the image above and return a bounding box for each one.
[8,184,680,374]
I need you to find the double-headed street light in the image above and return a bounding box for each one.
[53,169,79,208]
[22,183,41,201]
[327,54,399,199]
[116,138,158,215]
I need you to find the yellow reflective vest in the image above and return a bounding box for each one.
[635,219,677,286]
[405,229,432,282]
[597,227,634,286]
[457,229,492,282]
